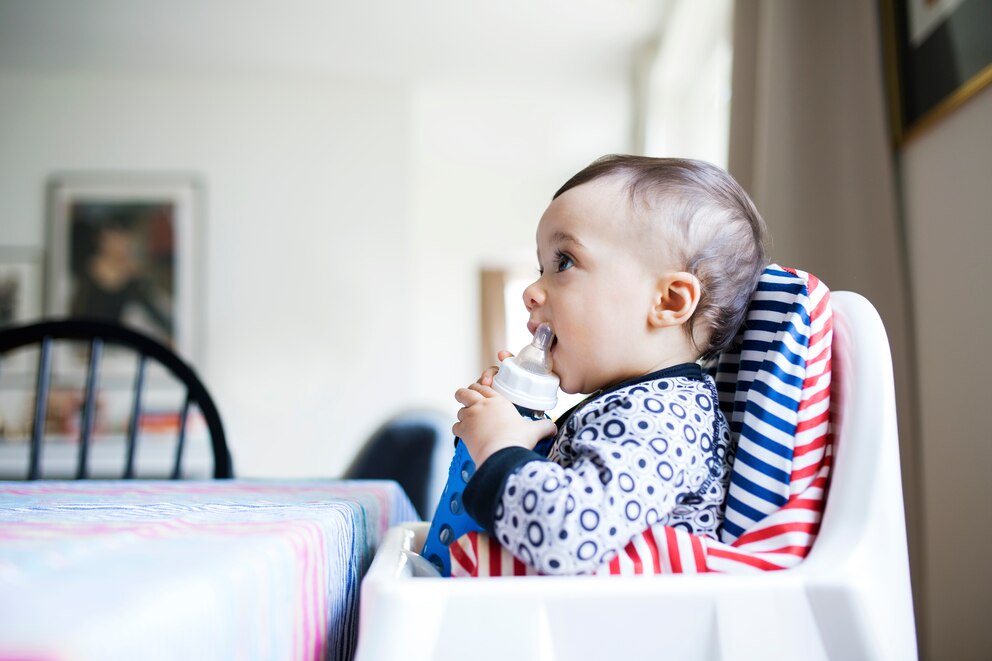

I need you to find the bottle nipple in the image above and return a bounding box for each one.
[492,322,560,412]
[514,323,555,375]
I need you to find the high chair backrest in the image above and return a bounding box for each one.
[712,266,832,544]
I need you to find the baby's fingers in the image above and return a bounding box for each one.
[478,351,515,386]
[477,368,499,387]
[454,387,484,407]
[467,383,498,398]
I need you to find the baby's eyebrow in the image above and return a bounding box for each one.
[537,231,583,264]
[550,231,582,248]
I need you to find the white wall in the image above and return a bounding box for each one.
[0,70,415,477]
[408,79,633,419]
[0,70,634,477]
[900,83,992,659]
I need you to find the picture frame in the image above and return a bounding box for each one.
[45,173,203,363]
[882,0,992,144]
[0,246,44,329]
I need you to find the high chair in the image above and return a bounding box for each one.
[353,276,917,660]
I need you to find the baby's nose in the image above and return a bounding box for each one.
[523,280,545,311]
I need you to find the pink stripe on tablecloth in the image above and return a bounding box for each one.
[3,518,339,661]
[1,480,415,661]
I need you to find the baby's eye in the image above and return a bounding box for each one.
[555,251,574,273]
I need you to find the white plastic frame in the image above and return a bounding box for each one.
[355,292,917,661]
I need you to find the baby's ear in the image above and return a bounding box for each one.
[648,271,701,328]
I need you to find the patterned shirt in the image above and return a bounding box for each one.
[463,363,733,575]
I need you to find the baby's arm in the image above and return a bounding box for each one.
[464,386,721,575]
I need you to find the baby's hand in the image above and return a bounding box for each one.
[453,383,556,466]
[477,350,514,387]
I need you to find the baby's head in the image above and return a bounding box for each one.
[524,155,767,394]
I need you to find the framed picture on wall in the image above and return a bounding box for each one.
[882,0,992,143]
[45,174,203,362]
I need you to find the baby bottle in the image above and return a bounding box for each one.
[421,323,560,576]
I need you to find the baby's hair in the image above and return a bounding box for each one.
[554,155,768,359]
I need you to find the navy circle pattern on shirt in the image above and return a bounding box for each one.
[494,374,732,575]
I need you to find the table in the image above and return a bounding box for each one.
[0,480,418,661]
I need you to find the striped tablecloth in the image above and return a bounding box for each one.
[0,480,418,661]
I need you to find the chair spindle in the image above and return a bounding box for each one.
[29,336,54,480]
[124,354,147,479]
[76,338,103,480]
[171,393,193,480]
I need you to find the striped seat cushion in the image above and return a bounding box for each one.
[451,266,833,576]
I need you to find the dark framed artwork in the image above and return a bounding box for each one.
[45,174,203,361]
[882,0,992,143]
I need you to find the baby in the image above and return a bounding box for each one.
[453,155,768,575]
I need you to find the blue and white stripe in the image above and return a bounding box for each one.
[713,266,815,543]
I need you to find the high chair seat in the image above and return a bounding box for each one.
[451,266,833,576]
[353,272,917,661]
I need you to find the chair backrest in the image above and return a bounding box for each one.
[344,409,453,519]
[0,318,232,479]
[710,265,832,548]
[802,291,916,657]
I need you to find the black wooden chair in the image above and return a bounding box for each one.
[0,318,232,479]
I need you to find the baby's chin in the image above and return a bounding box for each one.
[557,375,593,396]
[555,363,605,395]
[555,375,579,395]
